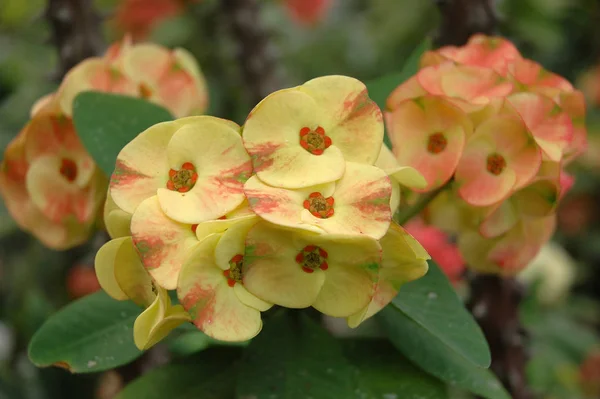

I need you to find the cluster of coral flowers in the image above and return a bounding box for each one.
[386,34,587,274]
[0,37,208,249]
[96,76,431,347]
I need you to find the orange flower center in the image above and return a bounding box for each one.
[138,83,153,99]
[224,254,244,287]
[299,126,332,155]
[486,153,506,175]
[59,158,78,182]
[303,192,334,218]
[167,162,198,193]
[295,245,328,273]
[427,132,447,154]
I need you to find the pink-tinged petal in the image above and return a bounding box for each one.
[304,162,392,239]
[114,237,155,307]
[560,90,588,163]
[507,92,573,161]
[243,87,345,188]
[386,97,469,192]
[122,44,173,87]
[386,76,428,110]
[510,58,573,94]
[172,48,209,114]
[30,93,55,117]
[194,214,257,243]
[301,75,384,165]
[178,235,262,342]
[347,222,428,327]
[94,237,130,301]
[131,196,200,290]
[26,155,98,224]
[479,200,519,238]
[214,215,260,271]
[455,135,517,206]
[157,117,251,224]
[243,223,326,308]
[419,50,452,69]
[374,143,427,190]
[57,58,137,116]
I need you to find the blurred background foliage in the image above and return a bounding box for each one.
[1,0,600,398]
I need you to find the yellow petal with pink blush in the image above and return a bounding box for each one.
[347,222,429,327]
[131,196,200,290]
[173,48,209,114]
[194,214,257,243]
[507,92,573,162]
[157,117,250,224]
[243,223,326,308]
[57,58,137,116]
[513,178,559,217]
[214,215,259,271]
[479,200,519,238]
[133,287,190,350]
[301,75,384,165]
[301,162,392,239]
[243,87,345,188]
[104,190,132,239]
[386,97,469,192]
[113,237,155,307]
[94,237,130,301]
[178,235,262,342]
[375,144,426,192]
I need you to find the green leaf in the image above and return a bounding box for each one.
[342,340,448,399]
[28,291,142,373]
[378,264,508,399]
[394,262,490,367]
[366,37,432,110]
[236,310,357,399]
[116,347,242,399]
[72,92,173,176]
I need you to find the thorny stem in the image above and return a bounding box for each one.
[220,0,284,107]
[395,184,447,226]
[45,0,104,80]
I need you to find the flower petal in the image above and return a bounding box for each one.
[243,223,326,308]
[114,237,155,307]
[178,235,262,341]
[104,190,132,239]
[301,75,384,165]
[94,237,130,301]
[157,117,251,223]
[242,88,345,188]
[131,196,200,289]
[214,215,260,271]
[233,284,272,312]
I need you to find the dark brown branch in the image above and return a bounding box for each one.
[434,0,498,47]
[468,274,533,399]
[220,0,284,107]
[45,0,104,80]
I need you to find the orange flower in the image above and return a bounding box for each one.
[0,99,106,249]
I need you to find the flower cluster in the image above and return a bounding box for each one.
[0,38,208,249]
[96,76,430,347]
[386,34,586,274]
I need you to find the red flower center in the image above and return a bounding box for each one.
[427,132,447,154]
[303,192,334,218]
[167,162,198,193]
[486,153,507,175]
[59,158,78,182]
[295,245,328,273]
[223,254,244,287]
[299,126,332,155]
[138,83,153,99]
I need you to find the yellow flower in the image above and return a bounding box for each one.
[242,75,384,188]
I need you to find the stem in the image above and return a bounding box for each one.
[395,185,446,225]
[468,274,533,399]
[434,0,498,47]
[220,0,284,107]
[45,0,104,80]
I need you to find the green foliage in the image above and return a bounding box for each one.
[72,92,173,176]
[378,263,509,399]
[28,291,142,373]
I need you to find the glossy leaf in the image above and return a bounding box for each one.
[72,92,173,176]
[115,347,241,399]
[28,291,142,373]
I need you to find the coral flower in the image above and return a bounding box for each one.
[178,221,272,342]
[242,75,383,188]
[122,44,208,117]
[242,222,382,317]
[386,96,471,192]
[110,116,251,224]
[244,162,392,239]
[347,222,429,327]
[455,113,541,206]
[0,100,106,249]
